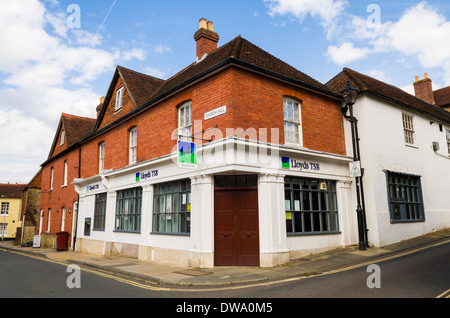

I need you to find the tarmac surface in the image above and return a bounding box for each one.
[1,228,449,287]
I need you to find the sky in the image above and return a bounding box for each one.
[1,0,450,183]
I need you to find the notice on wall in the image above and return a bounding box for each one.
[349,161,362,177]
[33,235,41,248]
[204,105,227,121]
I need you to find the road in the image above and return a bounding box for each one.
[1,240,449,301]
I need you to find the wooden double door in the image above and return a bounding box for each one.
[214,177,259,266]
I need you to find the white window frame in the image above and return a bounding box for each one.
[129,127,137,165]
[1,202,9,216]
[47,209,51,233]
[60,130,65,146]
[50,167,54,191]
[61,207,66,232]
[0,223,7,237]
[402,113,415,145]
[283,97,302,146]
[63,160,68,187]
[115,86,124,112]
[178,102,192,142]
[99,142,105,173]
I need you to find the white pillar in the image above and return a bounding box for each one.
[258,173,290,267]
[189,175,214,268]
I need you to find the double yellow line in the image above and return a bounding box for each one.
[437,289,450,298]
[2,238,450,296]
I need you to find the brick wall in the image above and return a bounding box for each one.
[39,149,79,245]
[79,66,345,178]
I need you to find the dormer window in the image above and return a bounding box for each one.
[115,87,124,112]
[60,130,65,145]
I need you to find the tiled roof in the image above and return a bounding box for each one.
[0,183,26,198]
[327,68,450,124]
[61,113,96,148]
[434,86,450,108]
[117,66,165,107]
[145,35,334,105]
[92,36,337,135]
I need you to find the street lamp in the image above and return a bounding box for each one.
[340,81,367,251]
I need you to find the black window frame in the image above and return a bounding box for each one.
[115,187,142,233]
[284,176,340,235]
[152,179,191,235]
[386,171,425,223]
[93,192,107,231]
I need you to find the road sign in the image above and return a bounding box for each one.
[349,161,362,177]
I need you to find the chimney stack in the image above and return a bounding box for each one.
[96,96,105,118]
[194,18,219,61]
[413,73,435,104]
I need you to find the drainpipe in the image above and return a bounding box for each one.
[72,144,82,251]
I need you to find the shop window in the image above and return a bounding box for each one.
[284,176,339,235]
[115,187,142,232]
[93,192,107,231]
[386,171,425,222]
[152,179,191,235]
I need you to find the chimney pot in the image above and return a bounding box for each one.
[415,75,419,82]
[199,18,207,30]
[194,19,219,61]
[207,21,214,31]
[424,72,428,79]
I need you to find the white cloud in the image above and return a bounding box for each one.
[123,48,146,61]
[0,0,148,183]
[326,42,370,65]
[380,2,450,69]
[154,44,173,54]
[143,67,166,79]
[265,0,348,37]
[265,0,347,25]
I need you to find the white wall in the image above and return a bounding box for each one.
[351,94,450,246]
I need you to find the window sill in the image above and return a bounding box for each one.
[114,108,122,114]
[287,231,341,237]
[405,143,419,149]
[61,185,67,188]
[284,141,304,148]
[150,232,190,237]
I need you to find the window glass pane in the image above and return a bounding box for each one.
[386,172,424,222]
[152,179,191,234]
[247,175,257,187]
[284,176,338,235]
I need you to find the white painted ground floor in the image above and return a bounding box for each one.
[73,137,450,268]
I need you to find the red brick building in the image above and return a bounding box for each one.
[39,19,356,267]
[38,113,95,248]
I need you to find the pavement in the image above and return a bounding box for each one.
[1,228,449,288]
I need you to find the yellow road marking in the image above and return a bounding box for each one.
[2,238,450,293]
[436,288,450,298]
